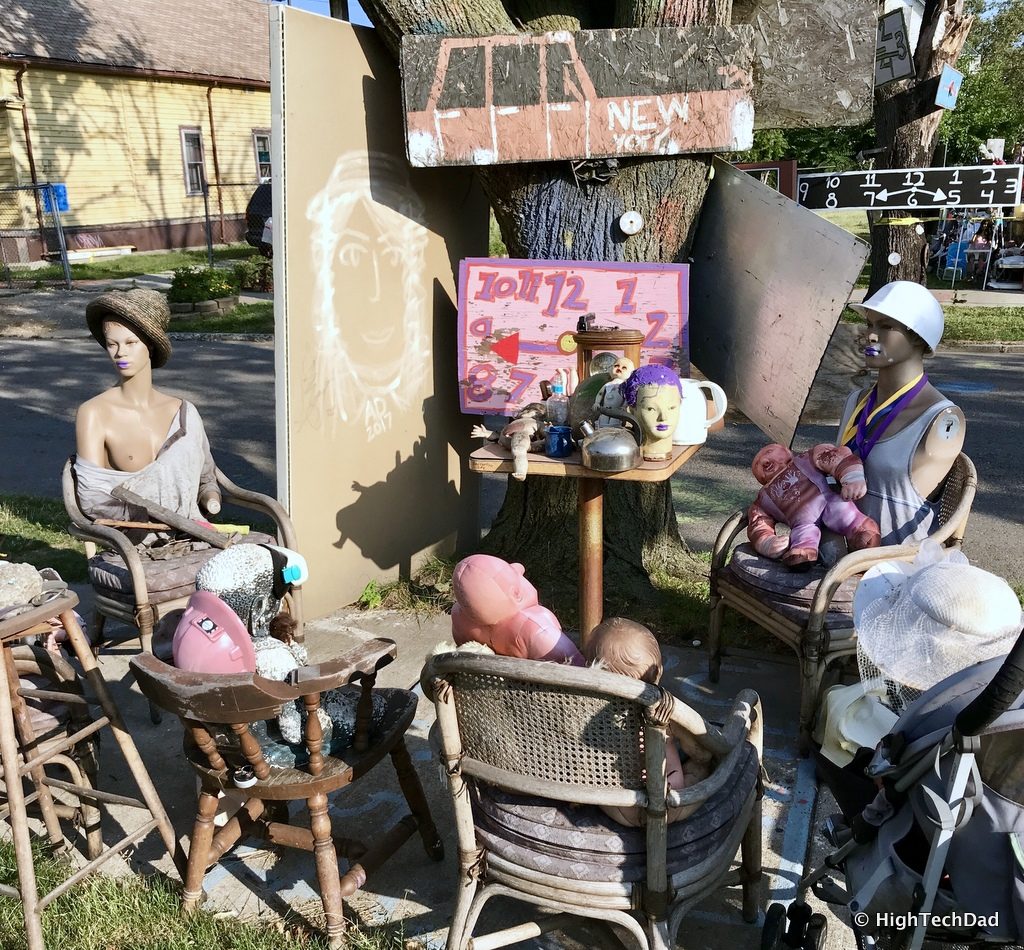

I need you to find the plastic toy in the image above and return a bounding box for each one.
[172,590,255,673]
[748,443,881,568]
[451,554,584,665]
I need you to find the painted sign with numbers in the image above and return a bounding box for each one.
[797,164,1024,211]
[457,259,688,415]
[875,8,914,87]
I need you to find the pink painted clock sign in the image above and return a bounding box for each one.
[458,258,689,415]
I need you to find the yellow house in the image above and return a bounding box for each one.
[0,0,271,261]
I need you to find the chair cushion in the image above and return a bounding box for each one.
[471,740,758,883]
[720,544,856,638]
[88,532,275,605]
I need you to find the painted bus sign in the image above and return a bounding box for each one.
[458,258,688,416]
[401,28,754,167]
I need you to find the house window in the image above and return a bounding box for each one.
[252,130,272,181]
[180,127,207,195]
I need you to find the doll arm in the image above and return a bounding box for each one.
[810,444,866,501]
[747,499,788,559]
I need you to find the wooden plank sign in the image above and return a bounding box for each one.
[458,259,688,416]
[401,28,754,167]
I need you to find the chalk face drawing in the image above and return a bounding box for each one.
[401,28,755,167]
[458,258,689,416]
[306,152,429,440]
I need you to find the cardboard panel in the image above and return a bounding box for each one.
[457,259,688,415]
[400,27,755,167]
[733,0,875,129]
[273,9,487,618]
[688,159,869,446]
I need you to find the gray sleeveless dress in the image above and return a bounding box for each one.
[837,389,956,546]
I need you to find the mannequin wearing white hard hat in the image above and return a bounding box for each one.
[839,281,965,545]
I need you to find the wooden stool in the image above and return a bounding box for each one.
[0,592,181,950]
[572,328,644,380]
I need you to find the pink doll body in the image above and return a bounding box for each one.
[748,443,881,568]
[451,554,584,665]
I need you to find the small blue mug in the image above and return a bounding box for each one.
[545,425,573,458]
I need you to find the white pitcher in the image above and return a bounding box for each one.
[672,379,728,445]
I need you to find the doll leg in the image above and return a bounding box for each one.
[822,500,881,550]
[784,522,820,568]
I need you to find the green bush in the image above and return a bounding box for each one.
[167,265,239,303]
[233,254,273,292]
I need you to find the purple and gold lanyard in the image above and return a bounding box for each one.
[843,373,928,461]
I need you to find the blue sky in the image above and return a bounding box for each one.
[280,0,372,26]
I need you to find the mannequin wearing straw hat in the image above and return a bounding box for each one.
[74,288,222,524]
[838,281,966,545]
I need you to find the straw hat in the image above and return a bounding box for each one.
[86,288,172,368]
[854,551,1023,693]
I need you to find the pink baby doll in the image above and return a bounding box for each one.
[749,443,881,569]
[451,554,584,665]
[584,617,712,826]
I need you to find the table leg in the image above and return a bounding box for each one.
[0,644,44,949]
[59,608,186,875]
[578,477,604,649]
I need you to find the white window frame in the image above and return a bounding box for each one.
[179,126,207,195]
[252,129,272,182]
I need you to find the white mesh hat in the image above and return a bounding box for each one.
[854,541,1023,701]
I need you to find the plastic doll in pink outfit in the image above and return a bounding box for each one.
[584,617,712,826]
[450,554,585,665]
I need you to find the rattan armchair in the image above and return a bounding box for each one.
[62,457,303,660]
[708,451,977,753]
[424,651,764,950]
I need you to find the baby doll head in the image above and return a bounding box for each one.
[452,554,539,625]
[584,617,663,684]
[752,443,794,485]
[609,356,635,381]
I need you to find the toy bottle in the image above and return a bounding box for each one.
[546,383,569,425]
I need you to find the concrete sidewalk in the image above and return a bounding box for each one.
[51,593,838,950]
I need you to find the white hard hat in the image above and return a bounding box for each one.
[849,280,944,354]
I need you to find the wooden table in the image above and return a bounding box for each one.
[469,442,701,646]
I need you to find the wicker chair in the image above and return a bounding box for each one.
[708,451,977,753]
[424,651,763,950]
[62,456,303,660]
[130,637,444,949]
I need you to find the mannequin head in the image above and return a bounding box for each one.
[86,288,172,371]
[850,281,944,367]
[861,311,926,370]
[622,364,683,460]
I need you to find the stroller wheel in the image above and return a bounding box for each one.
[761,903,787,950]
[802,913,827,950]
[785,902,812,946]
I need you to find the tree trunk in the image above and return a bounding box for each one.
[867,0,973,294]
[357,0,725,615]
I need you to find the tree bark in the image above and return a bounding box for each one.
[357,0,725,613]
[867,0,973,294]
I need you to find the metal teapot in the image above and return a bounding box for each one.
[577,416,642,473]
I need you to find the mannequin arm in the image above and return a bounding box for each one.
[74,404,106,468]
[196,415,222,515]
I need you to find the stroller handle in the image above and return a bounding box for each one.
[955,626,1024,738]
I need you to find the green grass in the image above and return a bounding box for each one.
[844,305,1024,342]
[7,245,254,283]
[0,840,408,949]
[0,495,86,583]
[356,556,455,614]
[171,302,274,334]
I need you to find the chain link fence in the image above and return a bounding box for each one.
[0,184,72,290]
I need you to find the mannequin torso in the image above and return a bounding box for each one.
[76,386,183,472]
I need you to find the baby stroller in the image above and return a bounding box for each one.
[764,626,1024,950]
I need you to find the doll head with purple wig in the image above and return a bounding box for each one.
[622,364,683,460]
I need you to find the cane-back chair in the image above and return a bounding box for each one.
[130,637,443,949]
[63,458,303,660]
[708,451,977,753]
[424,651,763,950]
